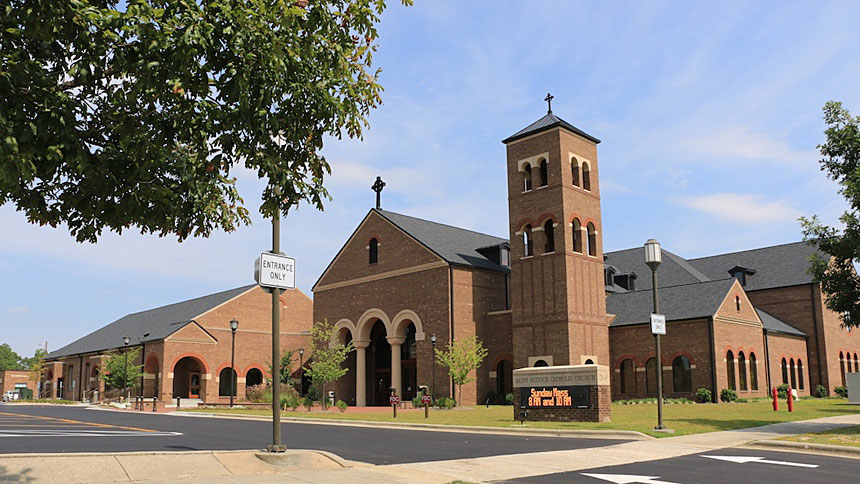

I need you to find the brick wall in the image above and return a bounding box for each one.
[767,333,812,395]
[512,385,610,422]
[0,370,30,394]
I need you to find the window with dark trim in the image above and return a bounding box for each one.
[672,356,692,393]
[369,238,378,264]
[572,159,581,187]
[645,358,657,393]
[620,359,635,394]
[523,163,532,191]
[572,219,583,253]
[218,368,237,397]
[523,225,533,257]
[738,352,747,391]
[582,162,591,190]
[727,350,736,391]
[797,360,804,390]
[543,220,554,253]
[538,159,548,187]
[749,353,759,390]
[782,358,789,385]
[587,223,597,256]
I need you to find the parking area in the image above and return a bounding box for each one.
[0,410,180,438]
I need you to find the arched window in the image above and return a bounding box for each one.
[245,368,263,391]
[789,358,797,388]
[726,351,736,391]
[620,359,635,394]
[672,356,692,393]
[797,360,804,390]
[496,360,511,396]
[839,352,846,386]
[572,219,583,253]
[781,358,788,385]
[523,163,532,191]
[538,159,548,187]
[749,353,759,391]
[645,358,657,393]
[543,220,554,253]
[582,162,591,190]
[218,367,237,397]
[738,352,747,391]
[855,353,859,372]
[586,223,597,256]
[533,359,549,367]
[571,159,581,187]
[369,238,378,264]
[523,225,533,257]
[584,359,595,364]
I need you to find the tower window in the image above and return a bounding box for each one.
[582,162,591,191]
[735,295,741,311]
[572,218,583,253]
[543,220,554,253]
[523,163,532,191]
[523,225,533,257]
[369,238,378,264]
[586,222,597,256]
[538,159,548,187]
[571,158,581,187]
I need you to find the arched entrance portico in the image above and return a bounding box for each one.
[172,356,206,399]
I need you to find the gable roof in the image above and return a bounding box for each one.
[47,285,255,360]
[607,279,735,327]
[376,210,509,273]
[604,247,711,291]
[502,112,601,144]
[688,241,821,291]
[757,308,807,337]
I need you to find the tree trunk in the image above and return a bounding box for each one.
[458,384,462,407]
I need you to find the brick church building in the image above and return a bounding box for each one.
[317,103,860,406]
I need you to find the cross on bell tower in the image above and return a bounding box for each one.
[372,176,386,209]
[544,93,554,114]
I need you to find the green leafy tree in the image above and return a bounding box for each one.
[0,344,25,370]
[304,320,354,409]
[434,336,488,406]
[27,348,47,396]
[100,347,143,392]
[267,349,296,387]
[801,101,860,328]
[1,0,411,243]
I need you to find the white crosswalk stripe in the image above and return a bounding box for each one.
[0,429,181,437]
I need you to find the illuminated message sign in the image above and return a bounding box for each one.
[520,386,589,409]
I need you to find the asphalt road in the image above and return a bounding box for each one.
[500,448,860,484]
[0,404,625,465]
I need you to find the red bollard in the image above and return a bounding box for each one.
[771,387,779,411]
[787,386,794,412]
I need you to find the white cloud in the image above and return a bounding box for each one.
[678,193,800,224]
[675,126,816,165]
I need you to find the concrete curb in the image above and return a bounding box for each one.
[0,449,259,459]
[749,439,860,458]
[170,411,652,440]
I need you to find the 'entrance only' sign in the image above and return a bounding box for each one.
[255,252,296,290]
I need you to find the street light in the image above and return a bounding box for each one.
[230,318,239,408]
[122,336,130,402]
[430,334,437,400]
[644,239,665,430]
[298,348,304,397]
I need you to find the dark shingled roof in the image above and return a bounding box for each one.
[377,210,509,273]
[607,279,735,327]
[502,112,601,144]
[48,285,255,360]
[757,308,807,337]
[688,241,822,291]
[604,247,711,291]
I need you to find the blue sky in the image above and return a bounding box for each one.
[3,1,860,358]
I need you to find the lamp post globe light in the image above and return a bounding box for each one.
[230,319,239,408]
[122,336,130,402]
[644,239,665,431]
[430,334,437,400]
[298,348,304,397]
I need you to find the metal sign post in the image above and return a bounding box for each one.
[256,204,296,453]
[651,312,666,430]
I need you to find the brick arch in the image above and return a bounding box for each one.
[568,213,584,225]
[241,364,267,378]
[365,235,382,246]
[535,212,558,226]
[170,353,210,374]
[490,353,513,370]
[667,351,695,366]
[144,354,160,373]
[214,363,239,378]
[615,354,640,368]
[514,218,535,233]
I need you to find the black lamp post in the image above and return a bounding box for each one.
[430,334,437,400]
[230,318,239,408]
[122,336,130,402]
[298,348,304,397]
[644,239,665,430]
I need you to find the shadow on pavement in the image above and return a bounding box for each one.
[0,465,35,483]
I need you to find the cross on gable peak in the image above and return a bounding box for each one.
[372,176,386,209]
[544,93,554,114]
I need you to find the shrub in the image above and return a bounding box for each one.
[776,384,790,400]
[306,385,320,402]
[719,389,738,403]
[834,386,848,398]
[505,392,515,405]
[816,384,828,398]
[336,400,348,413]
[695,388,712,403]
[280,393,300,411]
[302,395,314,411]
[434,397,456,409]
[412,395,423,407]
[246,383,268,403]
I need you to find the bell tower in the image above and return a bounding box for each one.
[503,95,611,369]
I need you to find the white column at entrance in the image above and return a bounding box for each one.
[354,340,369,407]
[388,336,405,398]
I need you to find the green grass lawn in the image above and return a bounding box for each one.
[780,424,860,447]
[6,399,77,404]
[180,398,860,438]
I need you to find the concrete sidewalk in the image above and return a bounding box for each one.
[2,414,859,483]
